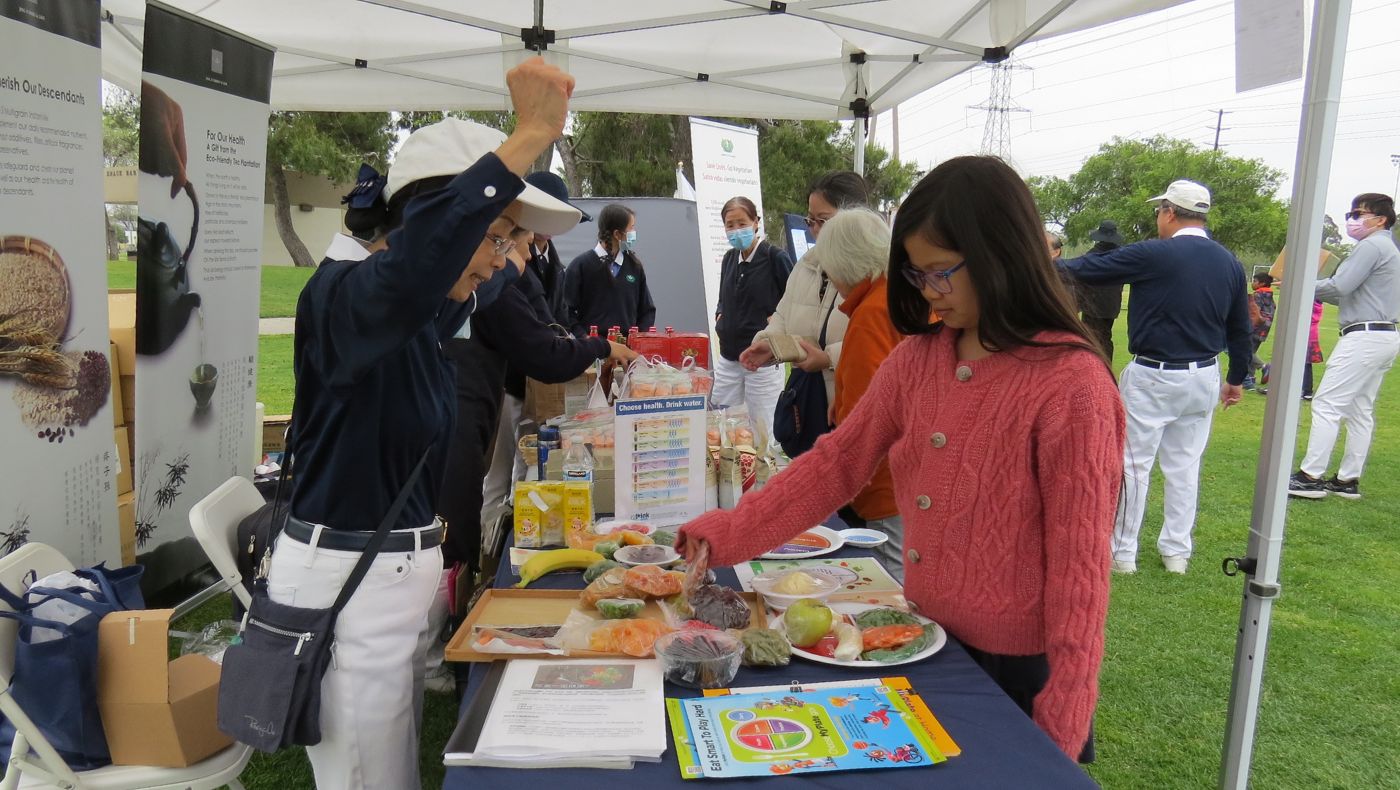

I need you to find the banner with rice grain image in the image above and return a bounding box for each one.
[134,1,271,591]
[0,0,120,567]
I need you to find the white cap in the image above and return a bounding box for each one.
[385,118,581,236]
[1148,180,1211,214]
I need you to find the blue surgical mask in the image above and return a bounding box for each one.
[623,230,637,251]
[726,226,757,250]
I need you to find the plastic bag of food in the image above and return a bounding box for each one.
[623,564,683,598]
[587,617,672,657]
[471,624,567,656]
[688,584,751,629]
[580,567,632,608]
[740,628,792,667]
[596,598,646,619]
[583,559,620,583]
[656,630,742,688]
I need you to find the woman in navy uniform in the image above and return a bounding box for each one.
[273,59,581,790]
[565,203,657,337]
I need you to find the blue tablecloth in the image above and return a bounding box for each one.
[443,534,1096,789]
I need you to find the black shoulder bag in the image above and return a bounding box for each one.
[772,298,838,458]
[216,448,431,752]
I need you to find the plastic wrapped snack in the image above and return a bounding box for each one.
[581,567,632,608]
[623,564,683,598]
[740,628,792,667]
[655,630,743,689]
[689,584,752,629]
[583,559,621,583]
[596,598,646,619]
[587,618,672,657]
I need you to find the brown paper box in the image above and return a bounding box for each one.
[107,292,137,376]
[109,342,124,428]
[97,609,232,767]
[114,427,132,495]
[117,492,135,566]
[262,414,291,454]
[119,375,136,426]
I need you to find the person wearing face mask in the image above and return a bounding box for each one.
[277,59,580,790]
[712,196,794,441]
[565,203,656,337]
[1289,193,1400,500]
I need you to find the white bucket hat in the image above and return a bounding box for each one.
[386,118,581,236]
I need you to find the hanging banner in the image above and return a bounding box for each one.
[688,118,764,340]
[0,0,119,566]
[135,1,272,590]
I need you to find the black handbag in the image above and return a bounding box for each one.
[216,448,431,752]
[773,300,837,458]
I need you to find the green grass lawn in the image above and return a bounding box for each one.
[106,261,313,318]
[194,301,1399,789]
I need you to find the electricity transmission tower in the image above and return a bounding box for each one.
[969,58,1029,159]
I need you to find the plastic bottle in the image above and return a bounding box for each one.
[588,325,599,338]
[562,441,595,490]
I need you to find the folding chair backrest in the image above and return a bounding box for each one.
[0,543,73,689]
[188,476,265,609]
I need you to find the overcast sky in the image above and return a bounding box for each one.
[871,0,1400,226]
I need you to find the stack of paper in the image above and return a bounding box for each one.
[445,659,667,769]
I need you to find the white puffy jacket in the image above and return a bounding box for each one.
[752,253,847,400]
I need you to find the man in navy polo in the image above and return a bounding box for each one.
[1060,180,1252,574]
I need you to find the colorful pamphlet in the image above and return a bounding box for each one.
[667,678,946,779]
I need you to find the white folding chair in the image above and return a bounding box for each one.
[188,477,266,611]
[0,543,252,789]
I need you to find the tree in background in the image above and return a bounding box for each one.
[1029,136,1290,259]
[265,112,396,267]
[102,85,140,260]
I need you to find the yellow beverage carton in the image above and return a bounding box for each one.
[514,482,567,548]
[563,480,595,547]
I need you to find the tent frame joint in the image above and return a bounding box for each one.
[354,59,368,69]
[521,25,556,52]
[769,1,787,13]
[982,46,1010,63]
[849,97,869,118]
[1246,580,1281,600]
[696,73,710,82]
[848,51,867,64]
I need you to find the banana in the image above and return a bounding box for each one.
[514,548,605,588]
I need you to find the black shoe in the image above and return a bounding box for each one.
[1288,471,1327,499]
[1324,477,1360,500]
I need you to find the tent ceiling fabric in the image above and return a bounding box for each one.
[101,0,1185,117]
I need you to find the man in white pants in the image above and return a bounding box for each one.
[1060,180,1252,574]
[1290,193,1400,499]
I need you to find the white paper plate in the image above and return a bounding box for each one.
[613,544,680,567]
[838,528,889,548]
[591,520,657,537]
[759,525,845,560]
[770,602,946,668]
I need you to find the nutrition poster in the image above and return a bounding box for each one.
[134,2,271,588]
[0,0,119,566]
[614,395,707,527]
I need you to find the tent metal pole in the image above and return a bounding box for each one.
[1219,1,1350,787]
[854,117,867,175]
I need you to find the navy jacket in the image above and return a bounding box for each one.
[526,241,570,326]
[1060,231,1253,385]
[483,266,610,400]
[290,153,522,531]
[716,240,794,361]
[564,248,656,337]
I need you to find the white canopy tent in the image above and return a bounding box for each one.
[94,2,1354,788]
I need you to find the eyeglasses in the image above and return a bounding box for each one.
[1154,204,1174,216]
[902,260,966,294]
[485,233,516,256]
[1345,210,1376,221]
[804,215,831,230]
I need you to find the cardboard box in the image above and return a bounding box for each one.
[117,491,135,566]
[544,451,616,514]
[120,375,136,425]
[262,414,291,455]
[107,292,137,377]
[97,609,231,767]
[114,427,132,495]
[109,342,124,428]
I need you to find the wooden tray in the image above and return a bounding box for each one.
[445,588,764,662]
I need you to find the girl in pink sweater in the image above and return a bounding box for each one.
[676,156,1126,761]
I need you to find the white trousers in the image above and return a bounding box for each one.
[267,528,444,790]
[1300,330,1400,480]
[711,355,785,446]
[481,392,526,539]
[1114,361,1220,561]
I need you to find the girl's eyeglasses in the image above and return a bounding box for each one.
[902,260,966,294]
[804,215,830,230]
[485,234,517,256]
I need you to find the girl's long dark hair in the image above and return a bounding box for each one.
[597,203,637,262]
[887,155,1106,365]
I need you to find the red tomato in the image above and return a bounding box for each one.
[809,633,839,658]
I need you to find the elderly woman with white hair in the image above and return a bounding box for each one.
[806,207,910,577]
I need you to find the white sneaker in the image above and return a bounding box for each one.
[1111,559,1137,574]
[1161,555,1189,574]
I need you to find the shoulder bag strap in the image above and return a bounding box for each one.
[329,447,433,617]
[817,297,838,349]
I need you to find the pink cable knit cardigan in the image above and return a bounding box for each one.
[678,328,1125,757]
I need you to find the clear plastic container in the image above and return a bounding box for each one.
[654,629,743,689]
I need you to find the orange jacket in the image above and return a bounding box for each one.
[834,277,903,520]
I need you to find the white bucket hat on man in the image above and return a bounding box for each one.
[386,118,581,236]
[1148,179,1212,214]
